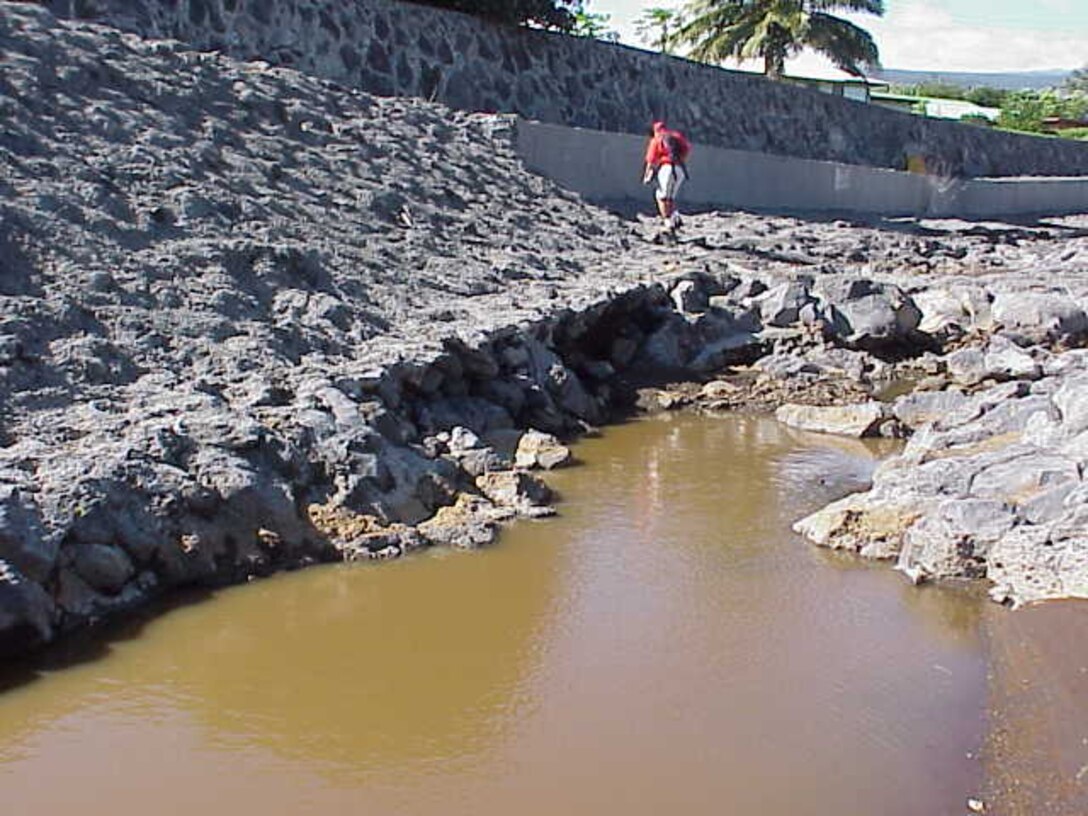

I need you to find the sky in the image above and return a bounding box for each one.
[588,0,1088,72]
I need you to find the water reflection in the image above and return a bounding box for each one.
[0,538,563,784]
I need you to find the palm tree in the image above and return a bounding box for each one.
[674,0,883,79]
[572,6,621,41]
[636,7,681,54]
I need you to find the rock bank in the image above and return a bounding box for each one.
[2,3,1088,658]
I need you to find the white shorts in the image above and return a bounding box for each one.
[655,163,686,201]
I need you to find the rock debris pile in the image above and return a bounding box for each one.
[640,223,1088,608]
[0,2,654,655]
[1,3,1086,657]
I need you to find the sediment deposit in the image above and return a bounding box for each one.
[1,3,1087,658]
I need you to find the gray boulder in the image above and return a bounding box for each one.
[1043,349,1088,378]
[984,337,1043,381]
[945,337,1040,386]
[689,331,763,373]
[991,290,1088,346]
[633,314,693,370]
[1051,374,1088,436]
[515,429,572,470]
[988,524,1088,607]
[550,364,601,423]
[892,389,972,431]
[818,279,921,346]
[686,306,763,372]
[754,280,813,328]
[0,486,58,583]
[912,285,993,341]
[447,426,482,454]
[670,279,709,315]
[417,494,505,549]
[475,471,554,517]
[792,490,920,560]
[775,402,891,437]
[969,451,1080,503]
[71,543,136,595]
[897,498,1015,583]
[454,447,510,478]
[0,560,55,657]
[1018,482,1078,525]
[416,397,514,435]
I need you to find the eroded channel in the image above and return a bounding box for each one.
[0,414,998,814]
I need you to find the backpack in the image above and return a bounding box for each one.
[662,132,685,165]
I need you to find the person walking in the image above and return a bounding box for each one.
[642,120,691,233]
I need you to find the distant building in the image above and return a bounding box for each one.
[870,93,1000,123]
[781,65,888,103]
[723,53,1003,120]
[867,91,923,114]
[723,54,888,102]
[1042,116,1088,132]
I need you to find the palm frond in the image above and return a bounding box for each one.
[804,12,881,75]
[675,0,881,76]
[676,0,762,62]
[805,0,883,15]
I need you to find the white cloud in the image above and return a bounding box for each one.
[593,0,1087,72]
[855,1,1088,71]
[595,0,684,49]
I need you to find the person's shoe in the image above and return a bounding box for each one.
[670,212,683,230]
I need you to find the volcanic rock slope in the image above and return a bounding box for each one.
[0,2,661,651]
[3,2,1088,657]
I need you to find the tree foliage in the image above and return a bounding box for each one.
[572,5,621,41]
[997,90,1088,135]
[637,7,681,54]
[911,81,966,100]
[674,0,883,78]
[965,86,1009,108]
[1062,67,1088,94]
[890,82,1009,108]
[409,0,582,30]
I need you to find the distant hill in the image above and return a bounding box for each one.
[873,68,1071,91]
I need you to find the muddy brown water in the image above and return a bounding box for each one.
[0,414,1082,815]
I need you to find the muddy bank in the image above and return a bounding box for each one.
[983,600,1088,815]
[3,3,1088,661]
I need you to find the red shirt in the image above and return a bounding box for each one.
[644,129,691,166]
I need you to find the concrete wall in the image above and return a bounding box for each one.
[517,121,1088,219]
[46,0,1088,178]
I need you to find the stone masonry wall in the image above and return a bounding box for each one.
[42,0,1088,177]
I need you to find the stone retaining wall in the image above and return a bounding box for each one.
[43,0,1088,178]
[518,121,1088,218]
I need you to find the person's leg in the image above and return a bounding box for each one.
[669,166,686,228]
[655,165,675,224]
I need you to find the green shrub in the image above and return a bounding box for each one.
[998,90,1088,134]
[913,81,968,101]
[1058,127,1088,140]
[964,86,1008,108]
